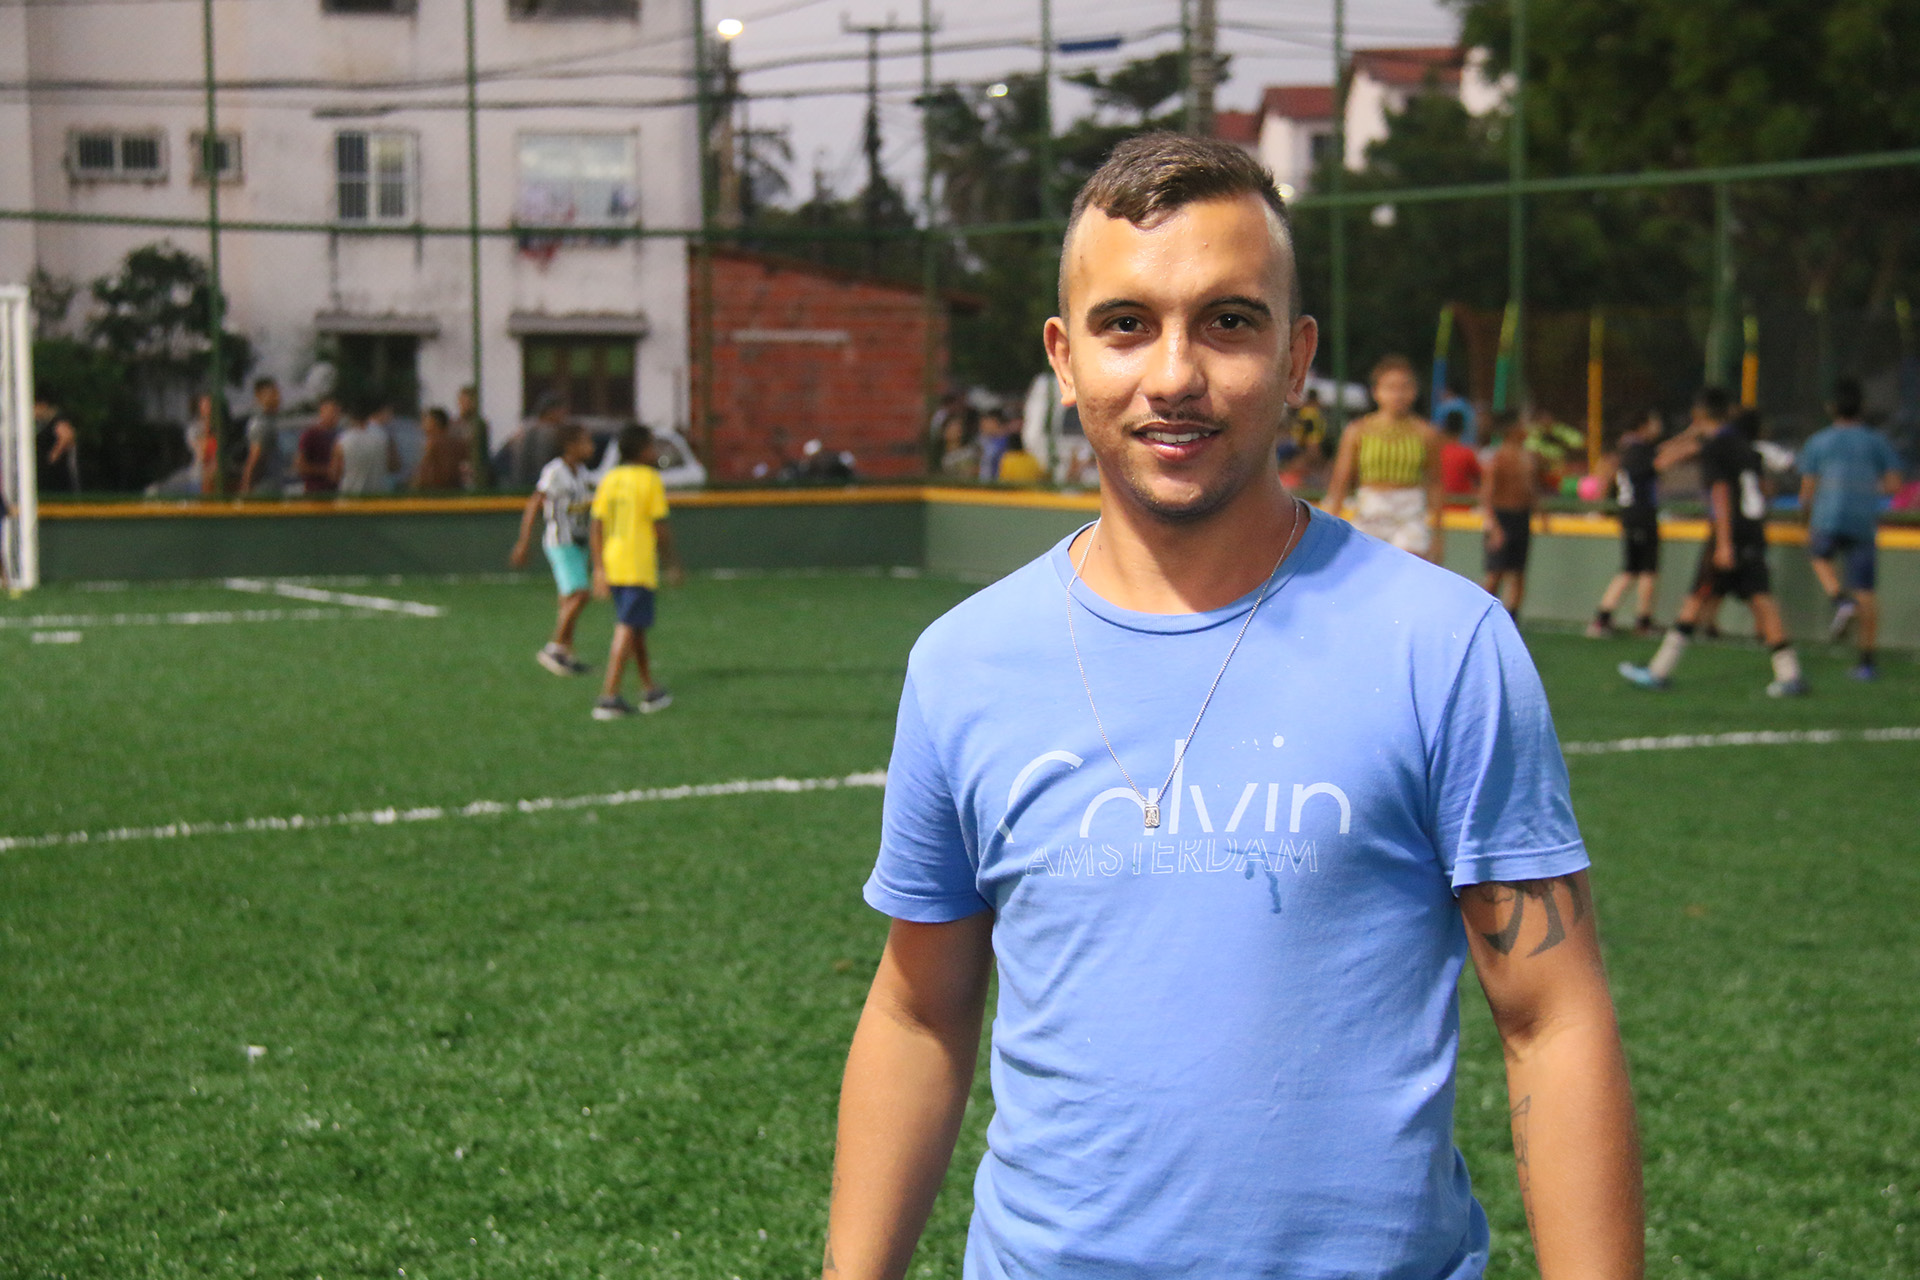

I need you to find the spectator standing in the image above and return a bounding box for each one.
[976,408,1011,482]
[187,394,220,496]
[237,377,287,496]
[938,411,981,480]
[411,407,469,491]
[454,385,489,483]
[34,396,80,494]
[1293,386,1326,460]
[332,400,402,496]
[1321,354,1446,562]
[296,398,342,495]
[1432,381,1478,445]
[1438,408,1481,498]
[1799,377,1903,680]
[500,393,568,489]
[996,433,1046,485]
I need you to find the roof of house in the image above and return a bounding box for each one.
[1260,84,1335,121]
[1211,109,1261,145]
[1348,46,1463,89]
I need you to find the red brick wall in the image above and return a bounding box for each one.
[690,248,946,481]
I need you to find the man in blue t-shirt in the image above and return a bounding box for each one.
[824,134,1642,1280]
[1799,378,1903,680]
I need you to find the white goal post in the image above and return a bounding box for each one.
[0,284,35,591]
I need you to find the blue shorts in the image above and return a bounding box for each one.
[611,585,656,631]
[1808,529,1877,591]
[544,542,590,596]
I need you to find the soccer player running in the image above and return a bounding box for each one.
[510,422,598,676]
[1321,354,1446,562]
[1621,397,1806,696]
[825,134,1641,1280]
[588,424,681,719]
[1798,377,1902,680]
[1587,409,1665,638]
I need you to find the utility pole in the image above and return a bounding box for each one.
[845,16,917,269]
[918,0,943,471]
[692,0,717,464]
[1038,0,1056,220]
[199,0,226,494]
[1189,0,1217,136]
[1506,0,1527,411]
[715,27,743,227]
[1328,0,1349,439]
[461,0,488,485]
[1179,0,1195,134]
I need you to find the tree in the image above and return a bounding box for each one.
[1450,0,1920,313]
[85,242,254,419]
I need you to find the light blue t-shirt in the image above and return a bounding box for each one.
[867,508,1589,1280]
[1799,423,1900,539]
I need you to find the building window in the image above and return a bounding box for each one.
[323,334,421,414]
[508,0,638,20]
[322,0,417,13]
[335,131,417,224]
[190,131,244,184]
[515,133,638,232]
[522,336,636,419]
[1308,130,1339,167]
[68,129,167,183]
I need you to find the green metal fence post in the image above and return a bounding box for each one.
[200,0,226,495]
[463,0,488,486]
[1507,0,1526,413]
[1329,0,1348,439]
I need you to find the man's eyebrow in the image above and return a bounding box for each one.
[1084,298,1146,323]
[1211,294,1275,319]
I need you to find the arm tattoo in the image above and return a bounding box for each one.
[1510,1095,1538,1241]
[1466,875,1589,957]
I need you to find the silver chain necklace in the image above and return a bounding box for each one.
[1065,497,1309,832]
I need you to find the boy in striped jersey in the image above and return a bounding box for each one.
[510,423,598,675]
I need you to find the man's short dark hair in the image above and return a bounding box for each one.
[1831,377,1864,420]
[424,406,450,429]
[1370,354,1416,385]
[618,423,654,463]
[1732,407,1763,442]
[1440,409,1466,437]
[1696,385,1732,419]
[253,376,277,394]
[1060,131,1294,319]
[556,422,589,451]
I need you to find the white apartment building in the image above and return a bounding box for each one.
[1228,47,1507,196]
[0,0,701,442]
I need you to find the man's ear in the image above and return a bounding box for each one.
[1043,316,1077,408]
[1284,315,1320,407]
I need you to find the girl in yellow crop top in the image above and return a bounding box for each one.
[1319,356,1446,561]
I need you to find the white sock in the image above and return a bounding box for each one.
[1648,629,1688,679]
[1770,646,1801,684]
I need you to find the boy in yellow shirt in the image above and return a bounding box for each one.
[589,424,684,719]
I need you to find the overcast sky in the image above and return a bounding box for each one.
[713,0,1461,208]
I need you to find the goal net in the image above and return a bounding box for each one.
[0,285,35,591]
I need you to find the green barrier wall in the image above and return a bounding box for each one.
[34,494,1920,649]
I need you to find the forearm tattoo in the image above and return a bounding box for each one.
[1466,875,1590,957]
[1510,1094,1538,1240]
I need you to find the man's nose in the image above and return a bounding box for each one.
[1140,329,1206,408]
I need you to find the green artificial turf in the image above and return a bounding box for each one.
[1,575,1915,1278]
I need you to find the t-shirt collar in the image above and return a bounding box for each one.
[1048,503,1328,636]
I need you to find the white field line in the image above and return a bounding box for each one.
[0,771,890,854]
[0,607,352,630]
[4,727,1916,856]
[223,577,444,617]
[1560,726,1920,755]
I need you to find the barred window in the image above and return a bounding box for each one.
[68,130,167,182]
[190,131,244,184]
[335,131,417,224]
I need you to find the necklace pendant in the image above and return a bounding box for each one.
[1143,803,1161,831]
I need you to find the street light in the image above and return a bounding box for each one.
[986,81,1009,97]
[716,17,744,39]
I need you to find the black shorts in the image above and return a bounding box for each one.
[1620,516,1659,575]
[1697,541,1771,601]
[1484,509,1532,573]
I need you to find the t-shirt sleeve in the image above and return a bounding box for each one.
[1427,607,1589,891]
[1875,434,1902,476]
[648,472,669,521]
[864,668,991,922]
[1797,433,1826,475]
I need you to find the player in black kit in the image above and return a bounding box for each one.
[1620,391,1807,696]
[1587,409,1665,637]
